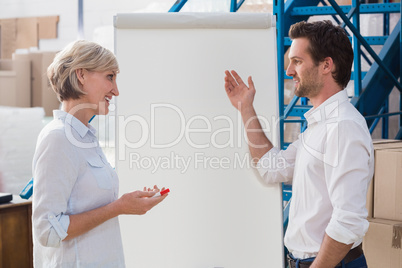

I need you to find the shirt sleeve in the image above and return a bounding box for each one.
[324,120,374,245]
[256,138,300,184]
[32,129,80,247]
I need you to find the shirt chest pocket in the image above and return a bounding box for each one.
[87,156,113,190]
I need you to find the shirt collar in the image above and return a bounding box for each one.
[304,90,349,125]
[53,110,97,138]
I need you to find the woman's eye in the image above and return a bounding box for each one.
[108,74,114,80]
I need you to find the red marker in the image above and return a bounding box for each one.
[152,188,170,198]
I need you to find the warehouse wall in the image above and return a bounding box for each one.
[0,0,231,52]
[0,0,162,51]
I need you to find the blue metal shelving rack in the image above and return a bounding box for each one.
[274,0,402,148]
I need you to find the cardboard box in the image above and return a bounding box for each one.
[16,17,38,50]
[0,19,17,59]
[0,70,17,106]
[0,59,30,107]
[364,140,399,218]
[374,147,402,221]
[364,140,402,219]
[373,140,402,150]
[0,16,59,59]
[37,16,59,39]
[30,52,59,116]
[13,52,59,116]
[366,177,374,218]
[363,218,402,268]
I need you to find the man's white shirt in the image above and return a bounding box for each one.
[257,90,374,259]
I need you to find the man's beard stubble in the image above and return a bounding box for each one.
[294,68,323,99]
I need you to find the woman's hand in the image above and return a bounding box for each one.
[64,185,168,241]
[116,185,168,215]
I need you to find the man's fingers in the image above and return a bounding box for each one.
[248,76,255,89]
[230,70,245,86]
[224,71,235,94]
[225,70,240,88]
[224,81,233,94]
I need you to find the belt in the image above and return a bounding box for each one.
[287,244,363,268]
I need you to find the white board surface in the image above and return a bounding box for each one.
[114,13,283,268]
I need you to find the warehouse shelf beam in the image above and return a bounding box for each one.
[352,20,401,129]
[340,5,357,29]
[284,105,311,117]
[291,3,400,16]
[169,0,188,12]
[284,119,306,124]
[352,0,362,96]
[283,96,300,118]
[328,0,402,93]
[365,111,402,121]
[396,0,402,128]
[320,0,343,25]
[383,100,389,139]
[369,106,385,134]
[230,0,245,12]
[274,0,285,151]
[396,127,402,139]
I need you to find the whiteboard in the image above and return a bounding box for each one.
[114,13,283,268]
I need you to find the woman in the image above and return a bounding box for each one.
[32,40,167,267]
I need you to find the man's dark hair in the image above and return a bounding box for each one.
[289,20,353,89]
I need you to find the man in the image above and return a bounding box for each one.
[224,20,374,268]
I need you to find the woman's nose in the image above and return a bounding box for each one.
[112,84,119,96]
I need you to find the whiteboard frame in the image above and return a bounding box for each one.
[114,12,284,268]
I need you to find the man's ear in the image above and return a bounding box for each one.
[322,57,334,74]
[76,69,85,85]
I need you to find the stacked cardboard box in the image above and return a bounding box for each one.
[0,59,30,107]
[364,218,402,268]
[13,51,60,116]
[0,52,59,115]
[0,16,59,60]
[363,140,402,267]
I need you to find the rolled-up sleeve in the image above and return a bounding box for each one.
[324,120,374,245]
[46,213,70,247]
[32,129,79,247]
[256,139,300,185]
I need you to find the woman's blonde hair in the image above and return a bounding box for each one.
[47,40,119,102]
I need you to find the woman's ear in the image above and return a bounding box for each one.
[76,68,85,85]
